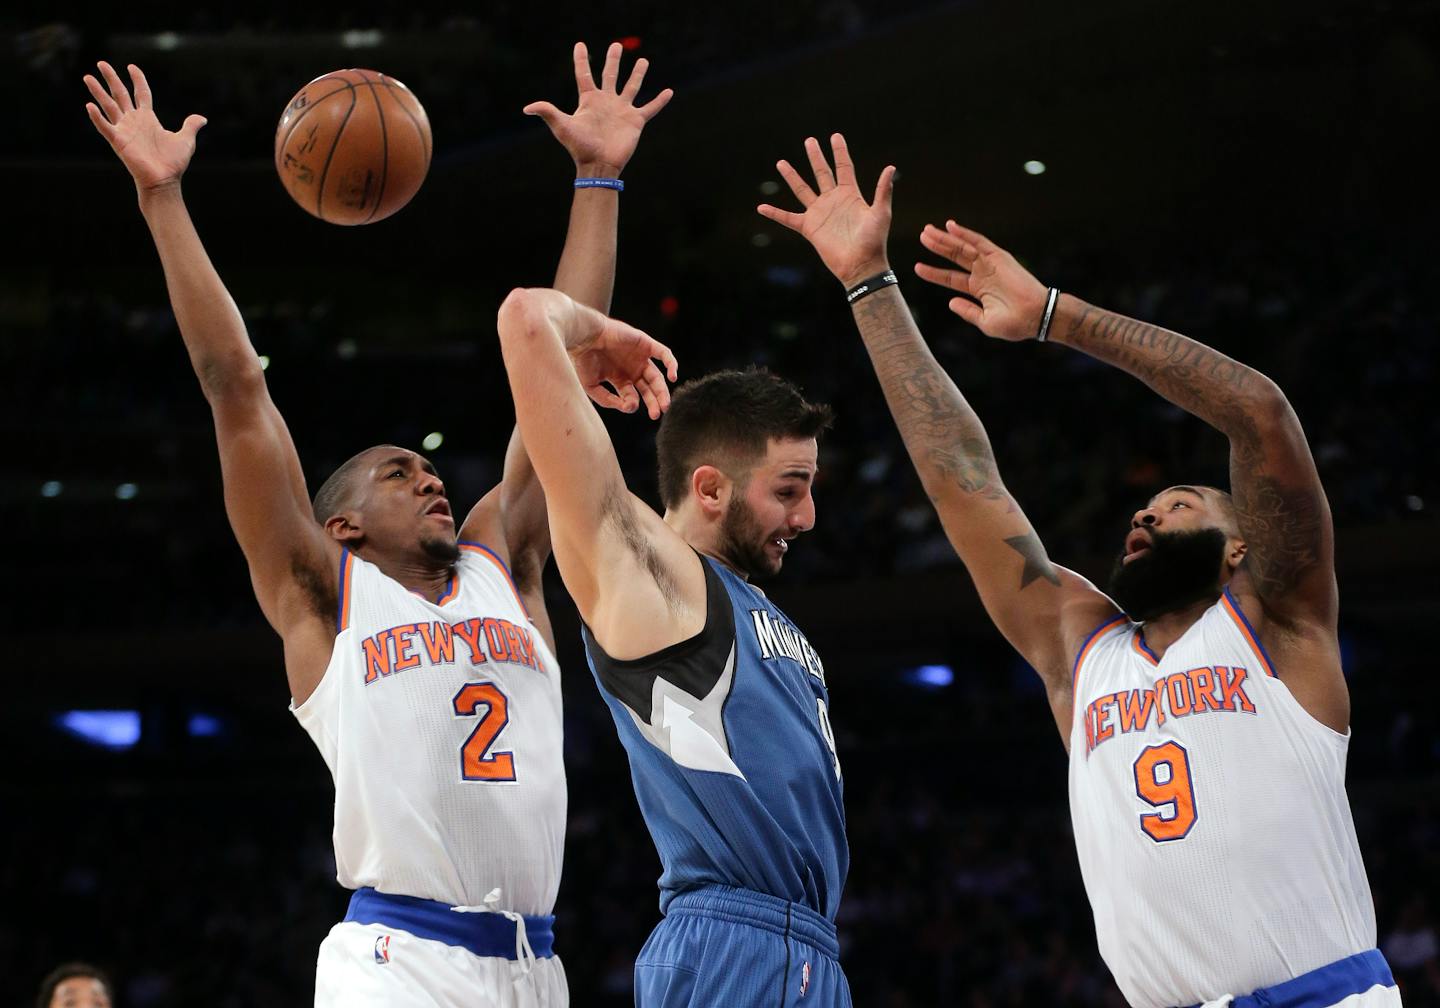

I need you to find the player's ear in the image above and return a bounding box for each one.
[1226,538,1247,573]
[325,511,364,545]
[691,465,729,518]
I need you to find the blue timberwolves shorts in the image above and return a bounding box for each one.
[634,885,850,1007]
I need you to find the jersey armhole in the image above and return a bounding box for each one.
[458,540,530,618]
[336,548,355,634]
[1220,587,1278,678]
[1071,614,1128,706]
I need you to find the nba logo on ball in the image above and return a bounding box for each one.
[374,935,391,964]
[799,960,810,997]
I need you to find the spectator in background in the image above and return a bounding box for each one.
[1385,897,1440,1005]
[35,963,114,1008]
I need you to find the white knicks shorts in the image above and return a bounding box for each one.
[314,921,569,1008]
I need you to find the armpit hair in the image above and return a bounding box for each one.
[601,483,682,611]
[291,552,338,623]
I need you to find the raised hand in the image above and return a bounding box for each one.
[563,301,679,420]
[915,222,1050,341]
[524,42,673,177]
[84,62,206,192]
[757,133,896,289]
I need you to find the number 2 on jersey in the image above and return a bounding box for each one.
[1133,741,1196,841]
[453,682,516,782]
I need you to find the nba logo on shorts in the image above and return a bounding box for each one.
[374,935,391,964]
[799,960,810,997]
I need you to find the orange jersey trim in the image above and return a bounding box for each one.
[1072,614,1128,706]
[1220,589,1277,677]
[458,541,530,619]
[337,549,355,633]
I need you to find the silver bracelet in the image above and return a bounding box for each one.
[1035,287,1059,342]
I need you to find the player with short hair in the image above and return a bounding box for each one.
[84,45,672,1007]
[496,292,851,1004]
[35,962,113,1008]
[757,132,1399,1008]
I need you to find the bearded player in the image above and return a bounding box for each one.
[495,304,848,1002]
[84,46,672,1007]
[758,133,1398,1008]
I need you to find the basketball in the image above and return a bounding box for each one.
[274,69,432,225]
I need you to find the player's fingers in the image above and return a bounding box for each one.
[179,114,208,142]
[638,87,673,121]
[84,74,120,123]
[921,224,975,267]
[636,368,665,420]
[97,61,134,112]
[830,133,857,188]
[651,340,679,382]
[620,57,648,100]
[601,41,622,91]
[757,204,806,233]
[914,261,972,295]
[619,384,640,413]
[803,136,835,192]
[128,63,152,110]
[85,102,118,143]
[573,42,596,92]
[586,384,627,410]
[522,101,564,128]
[774,159,816,207]
[948,296,985,326]
[945,219,997,253]
[873,164,896,214]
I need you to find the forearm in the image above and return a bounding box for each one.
[137,185,261,398]
[551,186,618,312]
[1049,295,1285,439]
[851,287,1009,506]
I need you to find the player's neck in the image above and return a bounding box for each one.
[361,545,454,602]
[663,508,749,580]
[1140,595,1219,659]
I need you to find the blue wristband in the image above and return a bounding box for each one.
[574,177,624,191]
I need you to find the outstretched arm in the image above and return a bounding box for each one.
[86,62,337,701]
[917,221,1343,729]
[758,136,1116,738]
[468,42,673,632]
[496,290,700,661]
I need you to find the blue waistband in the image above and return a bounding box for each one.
[343,888,555,960]
[665,884,839,960]
[1180,950,1394,1008]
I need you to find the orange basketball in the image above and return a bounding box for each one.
[274,69,432,226]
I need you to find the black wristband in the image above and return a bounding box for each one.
[845,269,898,305]
[1035,287,1059,342]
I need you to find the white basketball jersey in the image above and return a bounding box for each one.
[293,542,565,915]
[1068,589,1376,1008]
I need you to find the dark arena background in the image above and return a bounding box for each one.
[5,1,1439,1005]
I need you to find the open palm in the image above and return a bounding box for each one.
[914,221,1049,341]
[523,42,672,175]
[84,61,206,191]
[758,133,896,288]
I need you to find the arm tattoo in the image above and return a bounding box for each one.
[852,289,1059,588]
[852,290,1009,504]
[1057,303,1258,437]
[1059,300,1332,609]
[1006,533,1062,588]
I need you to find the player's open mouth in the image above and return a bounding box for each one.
[424,499,452,520]
[771,537,789,554]
[1123,529,1151,563]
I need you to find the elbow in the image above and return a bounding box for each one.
[497,288,541,348]
[1243,374,1297,432]
[197,352,267,404]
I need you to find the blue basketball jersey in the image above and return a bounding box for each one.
[582,555,848,920]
